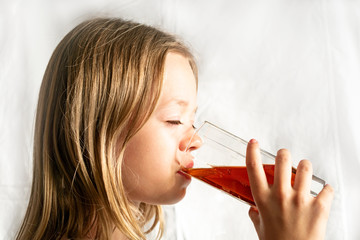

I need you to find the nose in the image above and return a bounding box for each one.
[179,129,203,152]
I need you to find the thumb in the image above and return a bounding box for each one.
[248,206,260,228]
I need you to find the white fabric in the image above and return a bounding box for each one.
[1,0,359,239]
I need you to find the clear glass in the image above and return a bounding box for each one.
[181,121,326,206]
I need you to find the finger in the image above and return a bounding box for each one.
[274,149,292,192]
[314,184,334,215]
[293,159,313,194]
[248,206,260,230]
[246,139,268,197]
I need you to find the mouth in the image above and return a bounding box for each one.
[176,154,194,180]
[177,170,192,181]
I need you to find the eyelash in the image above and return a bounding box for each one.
[167,120,183,125]
[167,120,196,129]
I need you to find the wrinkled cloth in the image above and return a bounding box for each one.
[0,1,359,239]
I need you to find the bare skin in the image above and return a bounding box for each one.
[246,139,334,240]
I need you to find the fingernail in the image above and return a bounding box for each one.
[249,139,257,143]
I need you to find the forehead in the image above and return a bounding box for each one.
[157,52,197,108]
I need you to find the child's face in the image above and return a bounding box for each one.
[122,52,199,205]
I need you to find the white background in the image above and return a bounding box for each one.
[1,0,359,239]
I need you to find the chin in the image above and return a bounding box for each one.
[155,188,188,205]
[172,192,187,205]
[133,180,191,205]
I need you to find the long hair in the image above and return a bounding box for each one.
[17,18,198,240]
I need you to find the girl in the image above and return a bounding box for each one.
[17,18,333,240]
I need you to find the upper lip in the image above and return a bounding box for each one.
[176,152,194,171]
[183,160,194,168]
[178,158,194,170]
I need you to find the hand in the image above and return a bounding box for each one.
[246,139,334,240]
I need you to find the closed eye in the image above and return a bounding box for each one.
[166,120,183,125]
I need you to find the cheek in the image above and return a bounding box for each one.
[122,133,180,194]
[122,130,175,182]
[123,137,153,177]
[124,132,167,166]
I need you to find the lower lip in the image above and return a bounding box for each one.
[177,170,192,181]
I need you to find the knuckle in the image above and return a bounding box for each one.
[324,184,335,195]
[268,187,291,211]
[274,186,288,202]
[314,199,328,213]
[312,185,334,216]
[246,160,259,170]
[293,194,307,207]
[246,160,258,167]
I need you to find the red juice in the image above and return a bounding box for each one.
[182,164,296,206]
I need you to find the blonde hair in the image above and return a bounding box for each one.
[17,18,197,240]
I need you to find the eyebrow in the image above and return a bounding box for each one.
[176,100,198,114]
[160,99,198,113]
[173,99,189,106]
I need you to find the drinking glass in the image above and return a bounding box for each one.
[181,121,326,206]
